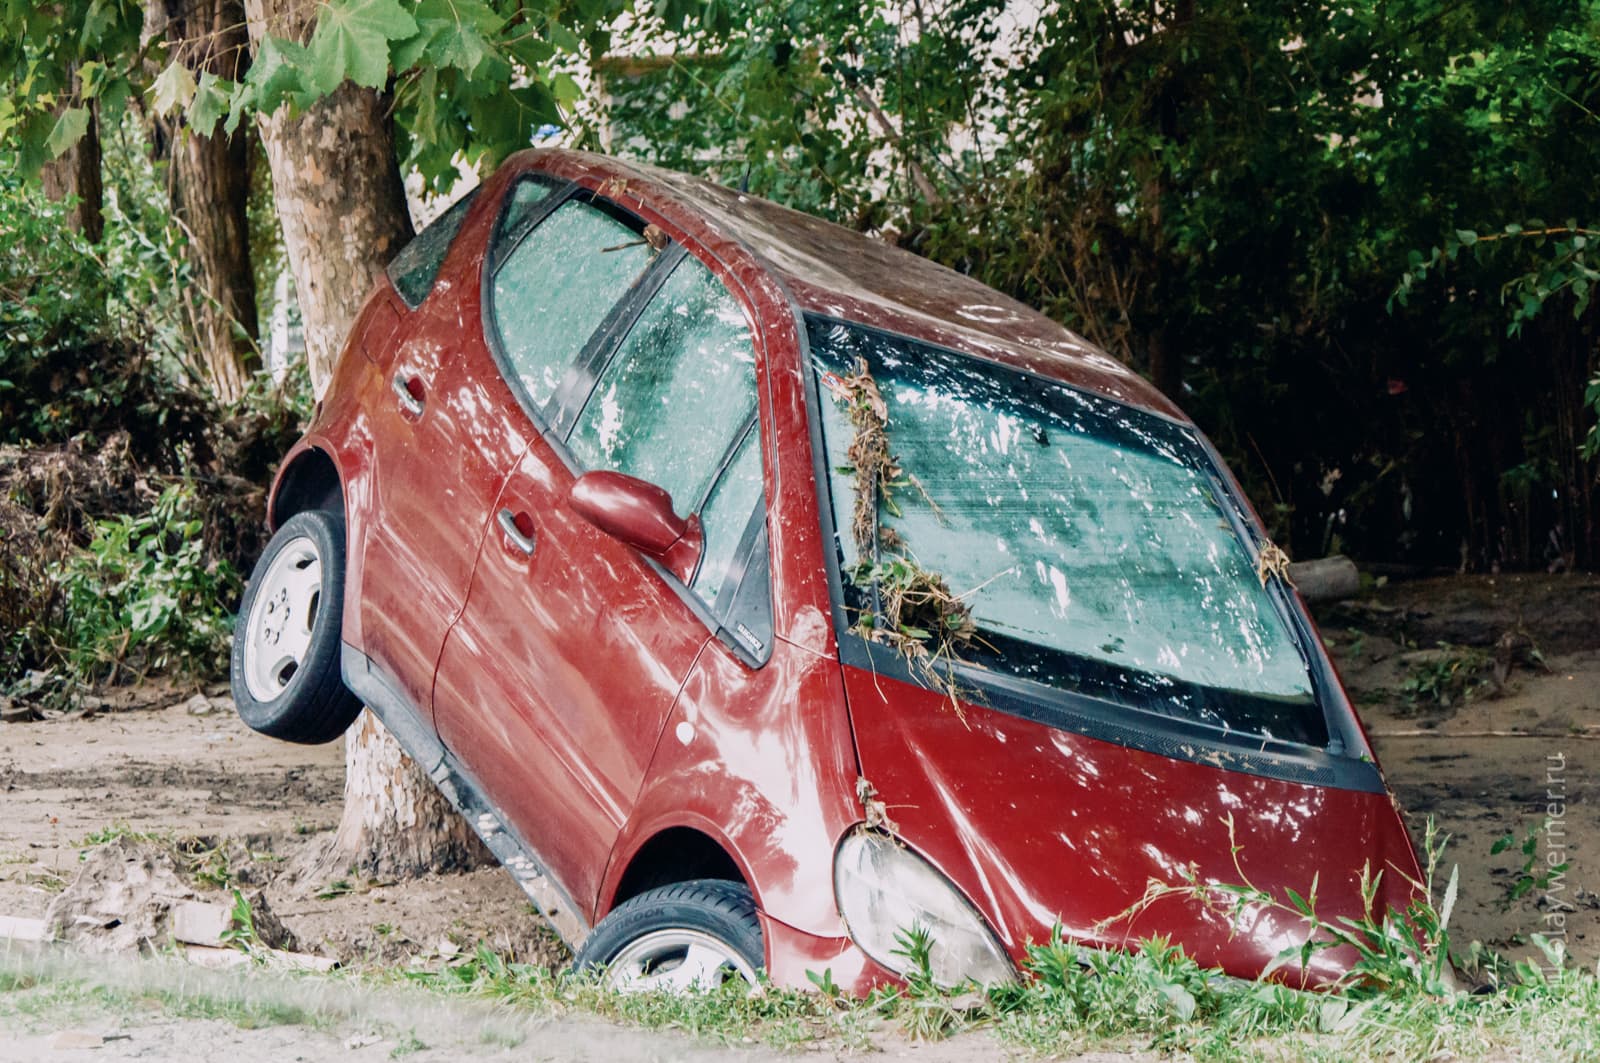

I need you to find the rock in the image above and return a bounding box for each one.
[43,837,297,953]
[44,838,201,952]
[48,1032,105,1050]
[182,694,213,716]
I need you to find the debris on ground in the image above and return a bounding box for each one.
[42,837,296,954]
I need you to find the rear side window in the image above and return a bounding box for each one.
[387,188,479,308]
[487,198,658,413]
[566,253,764,609]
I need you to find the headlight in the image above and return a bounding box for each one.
[833,828,1015,987]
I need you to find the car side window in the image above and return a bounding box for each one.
[387,188,479,308]
[567,254,758,510]
[565,253,763,607]
[691,427,764,608]
[487,197,658,413]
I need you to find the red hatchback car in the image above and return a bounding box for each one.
[232,149,1422,992]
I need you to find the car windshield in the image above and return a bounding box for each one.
[809,317,1326,746]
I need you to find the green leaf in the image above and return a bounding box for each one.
[44,106,90,158]
[151,61,197,117]
[247,36,312,115]
[309,0,419,94]
[1438,863,1459,933]
[189,72,232,137]
[80,0,117,47]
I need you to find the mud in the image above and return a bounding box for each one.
[0,573,1595,979]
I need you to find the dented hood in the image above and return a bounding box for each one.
[842,662,1424,985]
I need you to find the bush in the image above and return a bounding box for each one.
[51,482,240,685]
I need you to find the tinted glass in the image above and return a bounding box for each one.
[810,318,1322,744]
[567,254,758,511]
[493,178,557,263]
[489,199,656,412]
[387,188,478,307]
[692,429,764,607]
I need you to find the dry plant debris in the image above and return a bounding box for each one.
[825,360,979,716]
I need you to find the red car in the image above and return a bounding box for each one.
[232,149,1421,992]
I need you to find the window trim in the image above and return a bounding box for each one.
[799,312,1381,791]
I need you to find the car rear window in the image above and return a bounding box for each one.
[387,188,479,308]
[809,317,1325,746]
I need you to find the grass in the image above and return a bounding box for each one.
[5,824,1599,1060]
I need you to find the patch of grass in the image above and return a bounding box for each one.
[388,819,1600,1060]
[77,823,168,850]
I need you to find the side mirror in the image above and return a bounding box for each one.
[569,470,703,583]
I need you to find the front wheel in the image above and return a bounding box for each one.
[574,880,764,992]
[230,508,361,744]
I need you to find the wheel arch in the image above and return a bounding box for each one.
[269,444,345,529]
[603,823,751,917]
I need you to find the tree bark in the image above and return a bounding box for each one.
[243,0,412,393]
[39,77,104,244]
[152,0,261,404]
[244,0,487,880]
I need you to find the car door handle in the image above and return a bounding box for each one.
[497,508,537,555]
[391,373,425,416]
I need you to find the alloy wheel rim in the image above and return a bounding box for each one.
[605,929,758,993]
[243,536,323,704]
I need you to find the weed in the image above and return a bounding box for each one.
[388,1031,428,1057]
[77,824,166,851]
[1490,821,1570,911]
[218,889,262,957]
[1400,643,1490,710]
[317,878,356,900]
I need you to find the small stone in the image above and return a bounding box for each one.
[49,1031,105,1050]
[183,694,213,716]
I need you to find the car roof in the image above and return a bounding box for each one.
[517,149,1185,422]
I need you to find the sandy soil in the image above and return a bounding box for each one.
[1318,573,1600,968]
[0,573,1596,1054]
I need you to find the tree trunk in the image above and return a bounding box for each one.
[153,0,261,405]
[39,78,104,244]
[244,0,487,880]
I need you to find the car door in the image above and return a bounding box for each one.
[433,227,768,915]
[354,181,561,713]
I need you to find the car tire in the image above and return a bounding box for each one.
[574,879,764,992]
[230,508,361,744]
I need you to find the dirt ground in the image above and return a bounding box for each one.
[0,573,1596,1055]
[1315,572,1600,969]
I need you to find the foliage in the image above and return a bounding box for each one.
[51,482,240,684]
[1399,644,1490,711]
[0,129,208,460]
[603,0,1600,571]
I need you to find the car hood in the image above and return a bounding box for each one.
[841,663,1423,986]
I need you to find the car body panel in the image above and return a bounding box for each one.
[349,172,535,714]
[842,662,1420,985]
[432,435,714,916]
[609,633,861,937]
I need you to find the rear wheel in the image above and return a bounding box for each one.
[574,880,763,992]
[230,508,361,744]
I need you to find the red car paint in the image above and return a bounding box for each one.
[267,148,1421,991]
